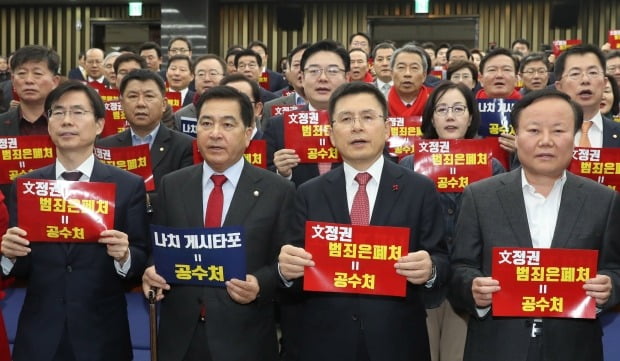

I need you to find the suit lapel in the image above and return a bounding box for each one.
[115,129,133,147]
[370,160,401,225]
[181,165,205,226]
[550,174,585,249]
[150,124,170,169]
[223,162,261,226]
[602,116,620,147]
[323,167,351,224]
[497,170,533,247]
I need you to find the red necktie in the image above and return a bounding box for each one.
[350,172,371,225]
[204,174,227,227]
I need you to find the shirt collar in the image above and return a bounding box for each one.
[343,156,384,188]
[376,79,393,88]
[294,92,306,105]
[131,123,160,148]
[88,75,105,83]
[586,111,603,131]
[520,168,567,194]
[202,156,245,189]
[55,154,95,180]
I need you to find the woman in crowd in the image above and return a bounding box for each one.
[447,60,479,92]
[400,81,504,361]
[601,74,620,119]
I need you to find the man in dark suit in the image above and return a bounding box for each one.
[264,40,350,188]
[165,55,195,107]
[234,48,278,104]
[249,40,289,92]
[0,81,149,361]
[0,45,61,199]
[96,69,194,213]
[142,86,295,361]
[450,89,620,361]
[278,82,449,361]
[555,44,620,148]
[67,51,86,81]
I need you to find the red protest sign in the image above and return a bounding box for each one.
[569,147,620,191]
[166,91,183,112]
[101,89,127,138]
[608,30,620,49]
[492,247,598,319]
[0,136,55,184]
[414,139,494,192]
[552,39,582,57]
[87,81,107,92]
[283,111,340,163]
[192,139,267,169]
[386,116,423,157]
[303,221,410,297]
[94,145,155,192]
[258,71,270,90]
[17,179,116,242]
[270,104,301,117]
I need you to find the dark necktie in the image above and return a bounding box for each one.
[204,175,227,227]
[61,171,83,181]
[350,172,371,225]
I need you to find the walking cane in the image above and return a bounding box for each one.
[148,288,158,361]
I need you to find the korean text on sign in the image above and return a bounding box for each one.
[492,247,598,319]
[17,179,116,242]
[151,224,247,287]
[303,221,410,297]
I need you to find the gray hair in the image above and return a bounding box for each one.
[390,45,428,74]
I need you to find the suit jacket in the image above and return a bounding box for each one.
[68,67,86,81]
[174,103,197,133]
[96,124,194,212]
[7,160,149,361]
[182,90,196,107]
[287,160,449,361]
[0,107,20,136]
[154,161,295,361]
[261,93,296,130]
[266,68,289,93]
[264,105,341,187]
[0,80,12,116]
[450,169,620,361]
[602,115,620,147]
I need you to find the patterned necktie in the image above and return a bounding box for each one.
[204,174,227,227]
[61,171,83,181]
[579,120,593,147]
[382,83,391,97]
[350,172,372,225]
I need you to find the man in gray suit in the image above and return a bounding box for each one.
[142,86,295,361]
[450,88,620,361]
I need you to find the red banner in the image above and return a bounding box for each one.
[492,247,598,319]
[166,91,183,112]
[100,89,127,138]
[17,179,116,242]
[569,147,620,191]
[87,81,107,92]
[283,110,340,163]
[608,30,620,49]
[386,116,423,158]
[303,221,410,297]
[258,71,269,90]
[192,139,267,169]
[414,139,494,192]
[270,104,301,117]
[430,67,446,80]
[94,145,155,191]
[0,136,55,184]
[552,39,582,57]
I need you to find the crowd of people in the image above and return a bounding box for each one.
[0,31,619,361]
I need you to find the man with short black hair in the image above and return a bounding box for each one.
[372,42,396,97]
[511,38,531,56]
[235,48,277,103]
[139,41,163,73]
[249,40,288,92]
[447,44,472,65]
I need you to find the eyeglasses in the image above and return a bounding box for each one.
[450,73,472,80]
[48,108,93,120]
[237,62,258,70]
[483,67,515,76]
[303,66,346,78]
[333,111,384,126]
[607,65,620,73]
[196,70,223,78]
[393,64,424,74]
[434,105,467,117]
[169,48,190,55]
[351,41,368,48]
[563,69,604,81]
[521,68,548,76]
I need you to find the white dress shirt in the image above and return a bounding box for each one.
[574,111,603,148]
[201,157,245,225]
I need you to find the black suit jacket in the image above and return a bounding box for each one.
[154,161,295,361]
[602,115,620,147]
[182,90,195,107]
[96,124,194,212]
[7,160,149,361]
[266,68,289,93]
[450,170,620,361]
[264,105,340,187]
[287,160,449,361]
[68,67,86,81]
[0,107,20,136]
